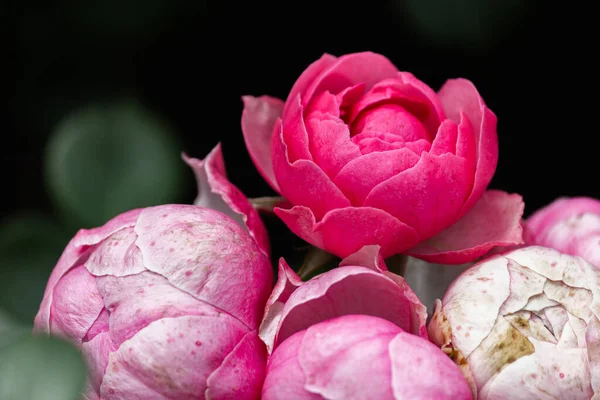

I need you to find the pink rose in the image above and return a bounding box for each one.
[262,314,472,399]
[428,246,600,399]
[259,246,428,354]
[242,51,524,263]
[34,146,273,399]
[526,197,600,267]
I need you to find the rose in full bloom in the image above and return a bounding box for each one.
[262,314,472,399]
[242,51,524,263]
[526,196,600,267]
[259,245,427,354]
[428,245,600,399]
[34,146,273,399]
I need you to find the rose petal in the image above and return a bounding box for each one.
[364,152,472,240]
[49,266,105,342]
[398,71,446,129]
[280,96,313,163]
[85,227,145,277]
[438,78,498,212]
[259,258,302,354]
[241,95,284,193]
[479,346,594,399]
[339,244,386,272]
[441,255,512,358]
[262,330,320,400]
[81,331,116,395]
[351,103,430,141]
[272,119,351,220]
[407,190,524,264]
[273,266,427,349]
[206,330,266,400]
[95,272,222,346]
[284,53,338,114]
[99,315,248,399]
[134,205,272,329]
[389,330,472,399]
[35,209,141,332]
[527,197,600,242]
[305,109,362,178]
[302,52,399,105]
[298,315,401,398]
[333,148,421,206]
[274,205,419,259]
[183,144,270,255]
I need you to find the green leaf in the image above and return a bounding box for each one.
[0,213,70,325]
[0,334,87,400]
[44,97,187,229]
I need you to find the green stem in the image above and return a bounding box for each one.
[296,246,336,280]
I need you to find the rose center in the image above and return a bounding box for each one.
[347,103,430,142]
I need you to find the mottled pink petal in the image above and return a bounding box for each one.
[134,205,272,329]
[273,266,428,349]
[527,197,600,242]
[95,272,221,346]
[49,266,104,342]
[333,148,421,206]
[479,346,594,399]
[262,330,320,400]
[259,258,302,354]
[241,95,284,193]
[35,209,141,332]
[99,315,248,399]
[408,190,525,264]
[274,205,420,259]
[438,78,498,212]
[339,244,386,272]
[81,331,116,394]
[587,314,600,394]
[85,228,145,277]
[206,330,266,400]
[272,120,351,220]
[364,152,472,240]
[182,144,270,255]
[301,52,399,105]
[298,315,401,398]
[284,53,338,114]
[429,120,458,156]
[389,331,472,399]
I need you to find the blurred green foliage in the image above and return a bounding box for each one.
[44,97,187,229]
[0,214,70,325]
[400,0,527,49]
[0,332,87,400]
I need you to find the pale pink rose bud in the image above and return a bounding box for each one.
[526,196,600,267]
[428,245,600,399]
[34,145,273,400]
[259,245,428,355]
[262,314,472,399]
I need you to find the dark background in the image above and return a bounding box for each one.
[1,0,594,326]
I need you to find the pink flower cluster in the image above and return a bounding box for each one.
[33,52,600,399]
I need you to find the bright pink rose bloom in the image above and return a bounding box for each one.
[428,246,600,399]
[262,314,472,399]
[526,197,600,267]
[33,146,273,399]
[242,51,524,263]
[259,245,428,354]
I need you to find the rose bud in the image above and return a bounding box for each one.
[428,245,600,399]
[259,245,428,354]
[526,196,600,267]
[242,51,524,263]
[33,145,273,400]
[262,314,472,399]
